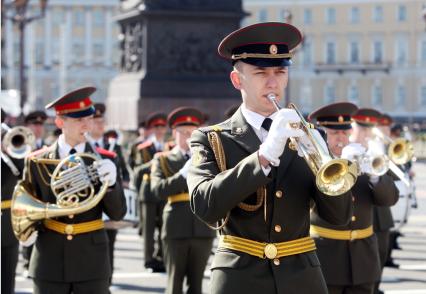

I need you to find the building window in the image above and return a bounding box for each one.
[420,40,426,63]
[373,41,383,63]
[397,5,407,22]
[325,84,336,104]
[53,9,65,25]
[74,10,84,26]
[93,43,104,63]
[35,42,44,65]
[396,40,408,65]
[373,5,383,23]
[72,43,84,64]
[304,9,312,24]
[372,85,383,107]
[349,41,359,64]
[326,41,336,64]
[258,9,268,22]
[303,41,312,66]
[93,9,104,27]
[279,9,292,22]
[348,85,360,104]
[396,85,406,108]
[421,86,426,107]
[350,7,360,24]
[326,8,336,24]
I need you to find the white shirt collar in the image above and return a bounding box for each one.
[57,134,86,159]
[240,103,278,131]
[149,134,163,151]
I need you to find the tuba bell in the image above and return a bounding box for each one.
[267,94,358,196]
[11,152,109,241]
[1,123,35,158]
[372,127,414,165]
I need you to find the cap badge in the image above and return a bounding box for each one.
[269,44,278,55]
[338,116,344,123]
[186,117,191,122]
[79,102,85,108]
[366,117,370,122]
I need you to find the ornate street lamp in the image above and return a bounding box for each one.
[3,0,48,119]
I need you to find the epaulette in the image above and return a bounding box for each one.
[96,147,117,158]
[199,119,230,134]
[137,140,153,150]
[26,146,51,159]
[153,150,171,159]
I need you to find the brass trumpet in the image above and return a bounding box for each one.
[11,152,108,241]
[372,127,414,165]
[1,123,35,158]
[267,94,358,196]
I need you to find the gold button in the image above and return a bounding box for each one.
[67,235,73,241]
[351,216,356,222]
[264,244,278,259]
[68,214,74,219]
[352,197,355,202]
[64,224,74,235]
[274,225,282,233]
[273,258,280,266]
[275,190,283,198]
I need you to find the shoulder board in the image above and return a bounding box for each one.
[96,147,117,158]
[153,150,171,159]
[137,140,153,150]
[199,119,231,134]
[26,146,51,159]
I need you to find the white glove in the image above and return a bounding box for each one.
[341,143,366,161]
[95,159,117,187]
[179,158,192,179]
[259,109,304,166]
[20,231,38,247]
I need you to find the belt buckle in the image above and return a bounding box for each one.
[65,224,74,241]
[264,243,278,259]
[350,230,357,241]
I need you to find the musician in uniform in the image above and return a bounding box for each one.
[133,112,168,272]
[128,120,148,170]
[187,22,354,294]
[1,110,25,294]
[25,110,48,149]
[308,105,399,294]
[19,87,127,294]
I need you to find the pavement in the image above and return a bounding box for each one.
[14,161,426,294]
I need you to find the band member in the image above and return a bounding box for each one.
[128,120,149,170]
[187,22,354,294]
[134,112,168,272]
[150,107,216,294]
[25,110,48,149]
[1,110,25,294]
[20,87,126,294]
[308,105,399,294]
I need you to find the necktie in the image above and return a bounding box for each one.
[95,142,100,148]
[184,153,190,160]
[69,148,77,155]
[261,118,272,131]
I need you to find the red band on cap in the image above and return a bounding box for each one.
[352,115,378,124]
[55,98,92,114]
[149,118,167,128]
[172,116,200,128]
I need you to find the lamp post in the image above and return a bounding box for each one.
[3,0,48,119]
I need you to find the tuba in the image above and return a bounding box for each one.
[1,123,35,158]
[11,152,109,241]
[267,94,358,196]
[372,127,414,165]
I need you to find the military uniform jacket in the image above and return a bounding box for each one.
[104,138,130,182]
[133,141,162,203]
[1,155,24,247]
[150,148,216,240]
[187,109,353,294]
[311,174,399,286]
[23,142,127,282]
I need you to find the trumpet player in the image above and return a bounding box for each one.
[309,105,399,294]
[1,109,26,294]
[20,87,126,294]
[187,22,354,294]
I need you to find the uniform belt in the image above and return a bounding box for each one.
[1,200,12,210]
[168,193,190,204]
[44,219,104,240]
[310,225,373,241]
[218,235,316,260]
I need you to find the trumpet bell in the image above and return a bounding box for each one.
[317,159,359,196]
[2,126,35,158]
[388,138,414,165]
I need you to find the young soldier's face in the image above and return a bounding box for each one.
[27,122,45,139]
[174,125,197,151]
[350,124,373,148]
[55,115,94,146]
[230,62,288,116]
[325,128,352,157]
[91,117,106,138]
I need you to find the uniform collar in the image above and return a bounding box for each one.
[57,134,86,159]
[240,103,277,132]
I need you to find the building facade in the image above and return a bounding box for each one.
[2,0,120,113]
[243,0,426,122]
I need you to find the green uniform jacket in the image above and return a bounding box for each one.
[150,148,216,240]
[187,109,353,294]
[23,142,127,282]
[311,174,399,286]
[1,155,24,247]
